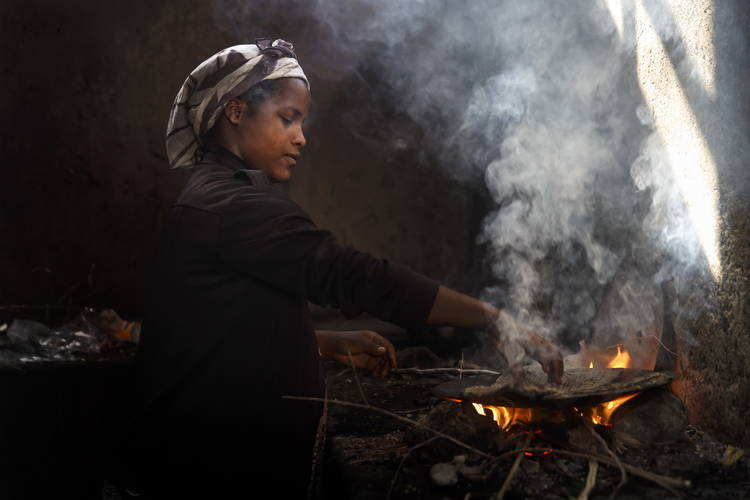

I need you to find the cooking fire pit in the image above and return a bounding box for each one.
[315,349,750,499]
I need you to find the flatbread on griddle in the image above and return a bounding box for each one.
[434,366,675,408]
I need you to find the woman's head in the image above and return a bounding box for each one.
[213,77,310,182]
[165,40,309,174]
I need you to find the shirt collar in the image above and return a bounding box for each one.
[200,145,272,188]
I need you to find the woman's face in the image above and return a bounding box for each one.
[234,78,310,182]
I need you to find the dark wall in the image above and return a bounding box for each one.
[0,1,479,316]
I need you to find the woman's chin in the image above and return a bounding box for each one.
[270,168,292,183]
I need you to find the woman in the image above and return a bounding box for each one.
[125,39,562,499]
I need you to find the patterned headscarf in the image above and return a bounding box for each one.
[166,39,309,169]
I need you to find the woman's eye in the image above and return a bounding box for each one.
[280,115,292,125]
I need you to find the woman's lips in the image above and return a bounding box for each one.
[283,153,299,165]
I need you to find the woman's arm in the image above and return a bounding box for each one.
[314,286,562,383]
[426,285,500,328]
[303,235,561,382]
[426,285,564,383]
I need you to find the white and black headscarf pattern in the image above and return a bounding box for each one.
[165,39,309,169]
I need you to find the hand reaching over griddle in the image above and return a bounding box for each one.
[425,285,564,384]
[316,330,398,377]
[490,311,564,385]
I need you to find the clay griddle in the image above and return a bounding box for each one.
[433,366,675,409]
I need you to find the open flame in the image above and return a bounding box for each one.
[607,345,631,369]
[471,403,535,429]
[588,345,638,424]
[467,345,641,429]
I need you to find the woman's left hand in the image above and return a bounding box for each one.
[316,330,398,377]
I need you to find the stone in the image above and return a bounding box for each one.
[610,388,688,444]
[429,462,458,486]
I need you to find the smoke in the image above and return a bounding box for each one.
[214,0,711,354]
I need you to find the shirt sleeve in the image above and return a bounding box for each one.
[304,237,440,332]
[217,191,330,296]
[217,189,440,331]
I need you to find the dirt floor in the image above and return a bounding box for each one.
[317,361,750,500]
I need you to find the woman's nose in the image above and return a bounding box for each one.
[293,126,306,148]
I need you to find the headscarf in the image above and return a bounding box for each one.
[165,38,309,169]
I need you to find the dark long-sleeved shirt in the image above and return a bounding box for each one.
[127,147,439,497]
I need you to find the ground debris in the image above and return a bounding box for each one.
[331,430,406,465]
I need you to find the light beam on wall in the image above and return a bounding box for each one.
[603,0,626,39]
[634,0,721,280]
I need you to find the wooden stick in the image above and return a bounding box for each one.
[282,396,493,459]
[306,384,329,500]
[578,459,598,500]
[585,421,627,498]
[391,407,432,415]
[386,436,439,500]
[347,351,369,405]
[495,434,532,499]
[393,367,501,376]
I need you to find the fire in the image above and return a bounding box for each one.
[607,345,631,369]
[589,392,639,425]
[466,345,641,428]
[472,402,535,430]
[586,345,637,424]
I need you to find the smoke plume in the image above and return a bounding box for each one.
[214,0,711,357]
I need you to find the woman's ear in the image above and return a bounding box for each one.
[223,99,246,125]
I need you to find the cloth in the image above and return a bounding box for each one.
[125,147,440,498]
[166,39,309,169]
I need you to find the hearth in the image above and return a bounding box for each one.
[314,349,749,499]
[433,344,684,450]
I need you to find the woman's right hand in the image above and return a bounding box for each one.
[424,285,563,383]
[489,311,564,384]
